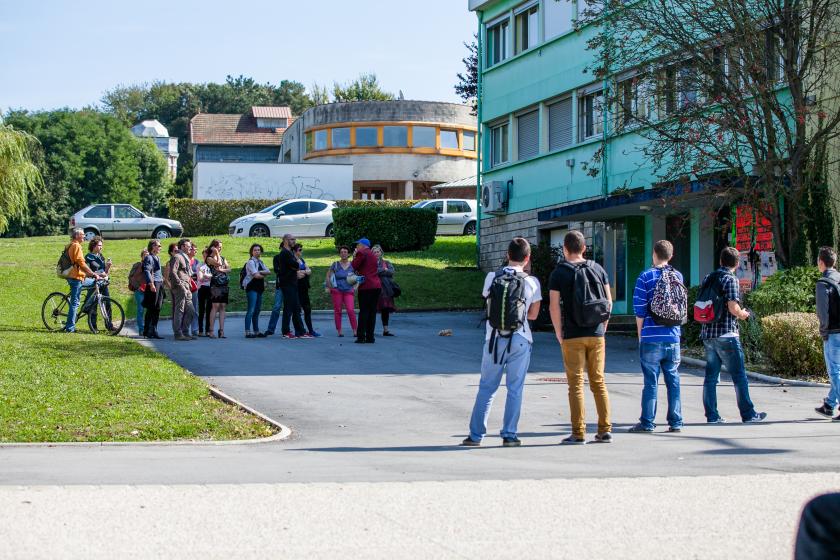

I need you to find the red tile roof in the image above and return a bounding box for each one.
[252,106,292,119]
[189,113,292,146]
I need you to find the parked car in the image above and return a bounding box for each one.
[70,204,183,241]
[411,199,477,235]
[228,199,338,238]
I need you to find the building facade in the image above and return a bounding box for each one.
[281,100,477,200]
[131,120,178,179]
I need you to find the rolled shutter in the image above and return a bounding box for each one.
[517,110,539,160]
[548,98,573,151]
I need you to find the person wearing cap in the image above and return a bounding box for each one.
[351,237,382,344]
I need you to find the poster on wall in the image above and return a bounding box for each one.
[732,205,778,292]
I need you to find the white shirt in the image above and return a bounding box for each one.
[482,266,542,343]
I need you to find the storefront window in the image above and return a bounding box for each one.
[592,221,627,302]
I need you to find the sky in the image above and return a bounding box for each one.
[0,0,477,113]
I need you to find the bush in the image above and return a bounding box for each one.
[336,200,420,208]
[333,207,438,252]
[168,198,280,236]
[760,312,824,379]
[747,266,821,316]
[529,243,562,330]
[682,285,702,348]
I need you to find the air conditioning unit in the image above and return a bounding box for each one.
[481,180,509,214]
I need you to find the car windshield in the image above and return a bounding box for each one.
[257,202,284,214]
[411,201,428,208]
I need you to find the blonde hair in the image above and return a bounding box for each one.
[372,244,383,256]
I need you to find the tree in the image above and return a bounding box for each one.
[332,73,395,102]
[581,0,840,266]
[310,83,331,105]
[455,37,479,114]
[135,139,173,216]
[0,121,43,235]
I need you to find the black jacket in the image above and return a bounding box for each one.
[816,269,840,339]
[274,247,298,288]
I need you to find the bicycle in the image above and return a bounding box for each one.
[41,277,125,335]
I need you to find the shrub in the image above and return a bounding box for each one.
[336,200,420,208]
[747,266,821,316]
[682,285,702,348]
[333,207,437,252]
[529,243,562,330]
[761,312,824,379]
[169,198,279,236]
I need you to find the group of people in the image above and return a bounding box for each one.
[462,230,840,448]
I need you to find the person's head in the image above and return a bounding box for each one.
[249,243,264,258]
[177,238,192,253]
[167,242,177,256]
[187,242,197,257]
[653,240,674,266]
[372,244,383,259]
[355,237,371,251]
[70,228,84,242]
[282,233,296,248]
[147,239,162,254]
[507,237,531,266]
[201,248,208,259]
[563,230,586,258]
[141,248,149,259]
[292,243,303,256]
[88,236,103,254]
[338,245,350,260]
[818,246,837,272]
[208,239,222,254]
[720,246,740,270]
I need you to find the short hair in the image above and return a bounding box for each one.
[653,240,674,262]
[507,237,531,262]
[71,228,84,239]
[338,245,350,253]
[167,242,177,255]
[282,233,295,241]
[88,236,103,252]
[249,243,264,257]
[819,246,837,268]
[564,230,586,254]
[720,246,740,268]
[177,238,192,251]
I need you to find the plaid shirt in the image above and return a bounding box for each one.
[700,268,740,339]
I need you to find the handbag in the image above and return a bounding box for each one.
[391,280,402,298]
[189,278,198,292]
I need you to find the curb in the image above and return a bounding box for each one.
[680,356,830,388]
[130,308,483,322]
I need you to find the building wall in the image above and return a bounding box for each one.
[195,145,281,163]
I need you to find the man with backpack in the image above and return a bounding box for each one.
[461,238,541,447]
[629,240,686,433]
[697,246,766,423]
[549,230,613,444]
[60,228,104,333]
[814,246,840,421]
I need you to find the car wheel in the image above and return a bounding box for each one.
[83,228,98,241]
[463,221,477,236]
[325,224,334,237]
[153,227,172,239]
[249,224,270,237]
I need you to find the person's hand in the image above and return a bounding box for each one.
[740,309,751,320]
[150,284,157,293]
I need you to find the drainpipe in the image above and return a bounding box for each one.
[476,11,485,268]
[601,8,611,198]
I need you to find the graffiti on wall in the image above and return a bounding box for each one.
[194,162,354,201]
[202,175,336,200]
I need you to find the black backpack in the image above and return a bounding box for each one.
[486,269,529,363]
[562,260,611,328]
[693,270,731,324]
[817,276,840,329]
[239,264,248,290]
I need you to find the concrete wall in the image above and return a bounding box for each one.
[193,161,353,200]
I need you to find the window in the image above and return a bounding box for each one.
[447,201,472,214]
[545,0,574,39]
[678,62,699,108]
[656,67,677,117]
[515,4,539,54]
[440,129,459,149]
[425,201,444,214]
[355,126,378,147]
[256,118,287,129]
[309,202,328,213]
[314,130,327,150]
[490,122,509,167]
[766,29,785,83]
[487,18,510,66]
[276,201,309,216]
[331,127,351,148]
[383,126,408,147]
[85,205,111,219]
[413,126,436,148]
[579,90,604,140]
[463,131,476,151]
[618,76,654,127]
[114,205,142,219]
[548,97,573,151]
[305,132,313,153]
[517,109,539,160]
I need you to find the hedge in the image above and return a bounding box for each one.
[336,200,420,208]
[169,198,279,236]
[748,266,821,316]
[761,312,824,379]
[333,207,438,252]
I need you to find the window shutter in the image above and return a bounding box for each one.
[548,98,573,151]
[517,110,539,160]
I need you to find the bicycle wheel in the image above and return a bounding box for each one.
[87,297,125,335]
[42,292,70,331]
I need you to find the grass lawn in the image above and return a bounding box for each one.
[0,235,482,442]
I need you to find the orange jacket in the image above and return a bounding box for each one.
[66,240,86,281]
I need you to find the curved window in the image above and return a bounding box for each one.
[463,131,476,151]
[314,130,328,150]
[440,129,459,149]
[331,127,350,148]
[383,126,408,147]
[413,126,436,148]
[356,127,378,147]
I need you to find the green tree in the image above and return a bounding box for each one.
[332,73,395,102]
[135,139,173,215]
[0,121,43,234]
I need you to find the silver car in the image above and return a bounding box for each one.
[69,204,184,241]
[411,199,478,235]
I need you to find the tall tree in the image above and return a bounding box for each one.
[332,73,395,102]
[0,121,43,234]
[455,37,479,114]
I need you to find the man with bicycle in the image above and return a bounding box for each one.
[63,228,106,333]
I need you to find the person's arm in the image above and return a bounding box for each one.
[324,263,333,292]
[143,256,153,284]
[549,290,563,345]
[220,257,231,273]
[725,277,749,320]
[727,300,750,320]
[351,251,364,271]
[632,274,647,340]
[71,244,96,277]
[816,281,830,337]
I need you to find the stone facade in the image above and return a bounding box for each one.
[478,209,539,270]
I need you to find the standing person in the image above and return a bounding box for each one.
[294,243,321,337]
[629,240,685,433]
[351,238,382,344]
[169,239,196,341]
[130,248,149,336]
[549,230,613,444]
[814,246,840,421]
[196,249,213,337]
[142,240,165,339]
[84,235,113,331]
[188,242,201,338]
[325,246,358,337]
[206,239,231,339]
[62,228,103,333]
[700,246,767,423]
[461,238,541,447]
[243,243,270,338]
[162,243,176,293]
[276,233,309,339]
[264,242,284,337]
[371,244,398,337]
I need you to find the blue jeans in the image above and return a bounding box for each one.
[64,278,84,332]
[702,337,758,422]
[265,288,284,335]
[468,334,532,441]
[191,291,199,335]
[639,341,683,429]
[134,289,145,334]
[822,333,840,408]
[245,290,263,333]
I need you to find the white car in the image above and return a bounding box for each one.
[412,199,477,235]
[228,199,337,238]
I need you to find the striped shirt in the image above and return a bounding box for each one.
[633,266,683,343]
